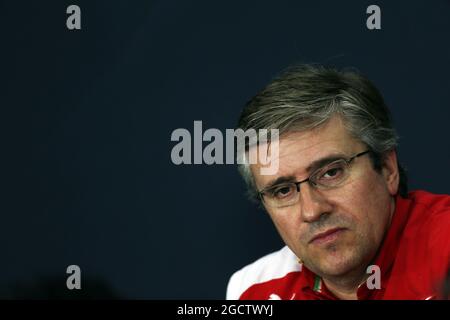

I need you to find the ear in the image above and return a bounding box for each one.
[382,150,400,196]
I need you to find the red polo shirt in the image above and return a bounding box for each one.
[226,190,450,300]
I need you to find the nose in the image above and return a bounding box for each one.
[298,183,333,223]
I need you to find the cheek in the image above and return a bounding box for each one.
[337,173,391,236]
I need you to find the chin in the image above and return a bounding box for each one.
[313,252,363,277]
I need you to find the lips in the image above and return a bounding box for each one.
[309,227,346,244]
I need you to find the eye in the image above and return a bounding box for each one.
[317,162,346,182]
[323,167,343,178]
[271,185,295,199]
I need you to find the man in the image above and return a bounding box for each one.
[227,64,450,300]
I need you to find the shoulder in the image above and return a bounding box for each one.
[406,190,450,234]
[408,190,450,210]
[399,190,450,290]
[226,246,301,300]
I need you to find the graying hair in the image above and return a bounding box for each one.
[237,64,408,201]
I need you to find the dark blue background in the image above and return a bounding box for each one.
[1,0,449,298]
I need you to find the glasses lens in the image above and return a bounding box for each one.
[311,160,349,188]
[263,183,298,208]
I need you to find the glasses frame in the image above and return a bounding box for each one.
[258,150,372,207]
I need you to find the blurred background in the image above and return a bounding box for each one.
[1,0,449,299]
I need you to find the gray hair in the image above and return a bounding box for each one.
[237,64,408,201]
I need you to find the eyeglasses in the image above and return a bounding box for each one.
[258,150,371,208]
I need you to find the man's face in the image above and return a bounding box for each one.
[250,116,399,278]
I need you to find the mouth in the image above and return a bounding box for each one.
[309,228,346,245]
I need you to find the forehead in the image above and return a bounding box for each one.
[250,116,363,188]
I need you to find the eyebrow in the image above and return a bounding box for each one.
[260,153,348,191]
